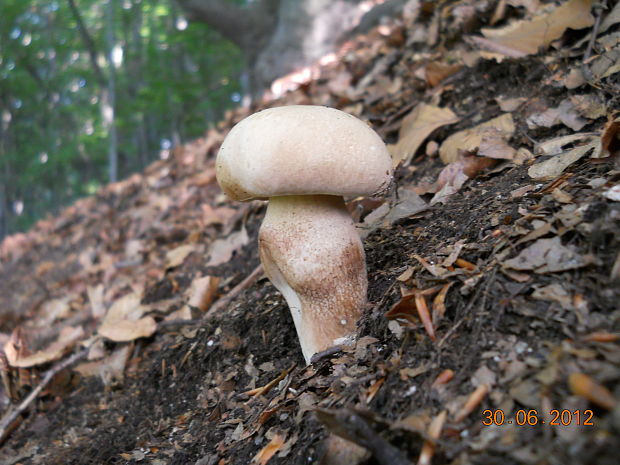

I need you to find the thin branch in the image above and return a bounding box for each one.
[204,264,264,318]
[67,0,107,86]
[0,348,88,443]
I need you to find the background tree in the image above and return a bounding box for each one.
[176,0,407,95]
[0,0,242,237]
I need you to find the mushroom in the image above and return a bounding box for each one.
[216,105,392,363]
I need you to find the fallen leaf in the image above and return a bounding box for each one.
[4,326,85,368]
[590,46,620,80]
[103,293,143,322]
[531,283,573,309]
[526,98,587,131]
[478,128,517,159]
[386,286,441,341]
[474,0,594,57]
[603,185,620,201]
[425,61,462,87]
[390,103,459,165]
[428,154,497,205]
[534,133,596,156]
[187,275,220,311]
[528,141,596,180]
[503,237,593,273]
[594,116,620,159]
[251,433,285,465]
[39,298,72,326]
[201,205,238,227]
[165,244,198,269]
[99,317,157,342]
[87,284,106,319]
[361,187,428,237]
[439,113,515,164]
[74,344,133,385]
[206,226,249,267]
[495,96,527,112]
[598,1,620,34]
[569,94,607,120]
[396,267,414,282]
[99,293,157,342]
[472,364,497,387]
[319,435,369,465]
[432,282,453,323]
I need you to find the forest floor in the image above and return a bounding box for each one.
[0,1,619,464]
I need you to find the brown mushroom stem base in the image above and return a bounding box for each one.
[259,195,368,364]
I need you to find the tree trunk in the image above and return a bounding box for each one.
[177,0,405,97]
[105,0,119,183]
[68,0,118,183]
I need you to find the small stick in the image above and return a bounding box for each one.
[0,348,88,443]
[244,363,296,397]
[582,2,605,83]
[417,410,447,465]
[454,384,489,423]
[204,264,264,318]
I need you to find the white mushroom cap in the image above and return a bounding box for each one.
[216,105,393,201]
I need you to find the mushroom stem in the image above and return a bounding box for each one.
[259,195,367,363]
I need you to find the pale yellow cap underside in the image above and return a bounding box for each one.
[216,105,393,201]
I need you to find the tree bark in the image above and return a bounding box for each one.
[177,0,405,97]
[105,0,119,183]
[177,0,277,52]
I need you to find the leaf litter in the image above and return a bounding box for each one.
[0,1,619,464]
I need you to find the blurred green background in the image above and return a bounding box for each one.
[0,0,242,236]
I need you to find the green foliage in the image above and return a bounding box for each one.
[0,0,242,235]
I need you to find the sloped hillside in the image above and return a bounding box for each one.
[1,1,619,464]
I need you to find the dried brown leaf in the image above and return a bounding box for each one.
[390,104,459,165]
[528,141,596,180]
[594,116,620,159]
[430,154,497,205]
[503,237,593,273]
[251,433,286,465]
[74,344,132,385]
[99,317,157,342]
[425,61,462,87]
[87,284,106,319]
[320,435,369,465]
[187,275,220,311]
[439,113,515,164]
[4,326,85,368]
[477,0,594,57]
[99,293,157,342]
[165,244,198,269]
[206,226,249,267]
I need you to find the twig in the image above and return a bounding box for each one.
[204,264,264,318]
[244,363,296,397]
[582,2,605,83]
[0,348,88,443]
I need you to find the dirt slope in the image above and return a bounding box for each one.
[0,1,619,464]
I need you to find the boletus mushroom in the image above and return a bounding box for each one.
[216,105,392,363]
